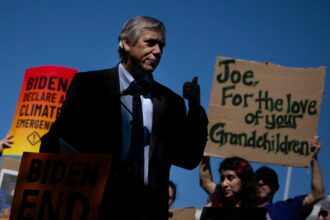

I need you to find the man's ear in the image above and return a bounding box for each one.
[121,39,130,52]
[119,41,124,48]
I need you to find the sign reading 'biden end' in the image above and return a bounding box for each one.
[10,153,112,220]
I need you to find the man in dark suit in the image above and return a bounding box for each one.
[40,16,208,220]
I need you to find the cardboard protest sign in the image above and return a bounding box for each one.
[6,66,78,155]
[205,57,326,167]
[169,207,197,220]
[10,152,112,220]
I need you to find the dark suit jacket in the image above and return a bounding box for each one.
[40,66,208,220]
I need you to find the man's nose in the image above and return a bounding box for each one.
[153,44,162,54]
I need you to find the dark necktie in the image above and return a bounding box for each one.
[130,92,145,185]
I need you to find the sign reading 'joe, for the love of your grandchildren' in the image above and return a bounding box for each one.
[205,57,326,167]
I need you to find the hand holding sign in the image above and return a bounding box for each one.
[183,76,200,109]
[310,136,321,160]
[0,132,14,153]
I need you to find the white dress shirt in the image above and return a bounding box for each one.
[118,63,153,185]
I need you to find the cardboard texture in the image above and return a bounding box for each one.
[0,158,21,171]
[10,152,112,220]
[169,207,197,220]
[205,56,326,167]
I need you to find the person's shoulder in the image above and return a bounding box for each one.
[271,194,307,207]
[153,81,182,99]
[64,67,117,93]
[76,66,118,79]
[71,67,118,88]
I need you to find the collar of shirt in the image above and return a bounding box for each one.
[118,62,152,129]
[118,63,152,96]
[119,63,134,92]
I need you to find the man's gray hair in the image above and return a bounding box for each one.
[118,16,166,61]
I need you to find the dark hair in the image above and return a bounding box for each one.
[255,166,279,197]
[118,16,166,62]
[210,157,257,207]
[169,180,177,202]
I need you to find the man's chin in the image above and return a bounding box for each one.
[142,64,158,72]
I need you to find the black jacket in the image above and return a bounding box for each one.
[40,66,208,219]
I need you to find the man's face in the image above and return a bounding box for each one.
[220,169,242,200]
[122,29,165,77]
[257,179,272,199]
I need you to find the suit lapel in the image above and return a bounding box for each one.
[102,66,122,158]
[149,82,165,159]
[105,66,120,96]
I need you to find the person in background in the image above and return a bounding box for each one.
[206,156,257,208]
[317,199,330,220]
[254,166,279,207]
[199,136,324,220]
[199,157,264,220]
[0,131,14,217]
[168,180,177,208]
[258,136,324,220]
[0,132,13,154]
[168,180,177,218]
[40,16,208,220]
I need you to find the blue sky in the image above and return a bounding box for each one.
[0,0,329,209]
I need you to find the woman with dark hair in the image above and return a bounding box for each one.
[206,156,258,208]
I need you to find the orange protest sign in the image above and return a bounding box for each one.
[6,66,77,155]
[10,152,112,220]
[205,56,326,167]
